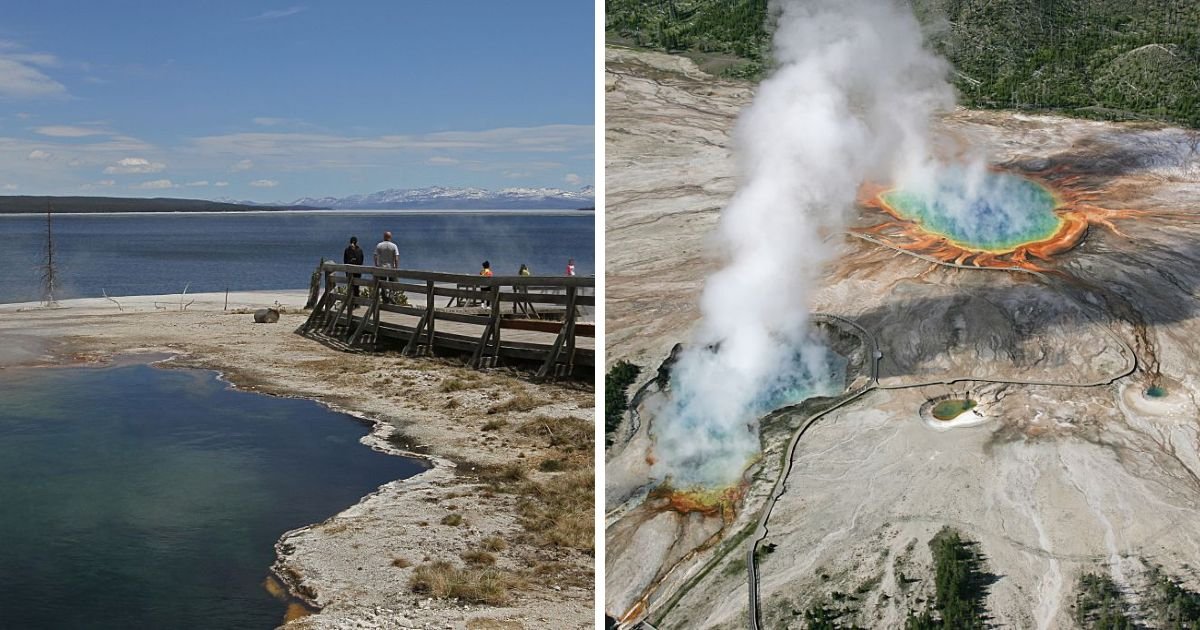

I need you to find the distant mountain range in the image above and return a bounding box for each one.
[0,196,318,214]
[0,185,596,214]
[279,185,595,210]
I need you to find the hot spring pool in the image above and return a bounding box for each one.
[0,360,425,629]
[881,168,1062,253]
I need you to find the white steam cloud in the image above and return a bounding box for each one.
[652,0,955,487]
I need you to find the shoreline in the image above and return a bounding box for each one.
[0,290,594,629]
[0,208,594,218]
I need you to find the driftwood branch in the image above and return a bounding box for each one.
[101,289,123,311]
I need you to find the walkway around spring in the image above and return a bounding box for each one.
[298,262,594,378]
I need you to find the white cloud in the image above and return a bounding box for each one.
[130,179,174,189]
[27,149,52,160]
[184,180,209,187]
[251,116,307,127]
[104,157,165,174]
[214,181,229,187]
[249,179,279,188]
[2,183,16,190]
[0,47,66,98]
[564,173,582,185]
[80,179,115,190]
[427,156,459,165]
[15,112,32,119]
[35,125,109,137]
[231,159,254,171]
[191,124,593,158]
[245,6,306,20]
[7,53,58,67]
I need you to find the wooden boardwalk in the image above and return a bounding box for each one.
[298,263,594,378]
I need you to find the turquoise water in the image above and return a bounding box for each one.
[882,169,1061,252]
[0,361,425,629]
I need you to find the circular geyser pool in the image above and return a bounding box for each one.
[931,398,977,421]
[881,168,1062,253]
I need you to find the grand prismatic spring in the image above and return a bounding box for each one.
[859,163,1141,272]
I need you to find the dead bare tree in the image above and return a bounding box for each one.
[40,201,58,307]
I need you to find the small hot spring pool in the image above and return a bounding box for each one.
[0,361,425,629]
[931,398,977,421]
[882,167,1062,252]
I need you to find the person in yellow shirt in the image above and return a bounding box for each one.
[478,261,494,307]
[514,264,532,314]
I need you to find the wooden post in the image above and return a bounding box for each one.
[298,267,334,333]
[349,277,380,345]
[304,258,323,309]
[470,282,500,368]
[490,284,502,361]
[370,294,383,350]
[425,280,436,355]
[536,287,577,380]
[322,274,351,336]
[563,286,578,371]
[402,285,428,356]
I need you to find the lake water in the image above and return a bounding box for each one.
[0,361,425,629]
[0,210,594,303]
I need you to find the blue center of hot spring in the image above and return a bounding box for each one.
[882,168,1062,252]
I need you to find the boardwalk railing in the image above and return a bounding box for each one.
[298,262,594,378]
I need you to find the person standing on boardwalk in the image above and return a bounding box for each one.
[343,236,364,296]
[478,260,494,307]
[373,231,399,302]
[514,263,532,314]
[565,258,576,276]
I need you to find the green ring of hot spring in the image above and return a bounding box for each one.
[881,170,1063,253]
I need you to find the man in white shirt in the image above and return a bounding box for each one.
[373,231,399,302]
[374,231,399,268]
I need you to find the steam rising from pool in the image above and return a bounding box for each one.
[650,0,955,488]
[883,164,1062,252]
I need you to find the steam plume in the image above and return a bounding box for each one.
[653,0,955,487]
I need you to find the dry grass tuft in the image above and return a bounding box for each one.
[439,376,481,393]
[486,392,543,415]
[471,462,528,488]
[392,557,412,568]
[440,513,464,527]
[516,470,594,552]
[529,561,593,590]
[481,536,508,552]
[518,415,592,450]
[409,561,524,605]
[461,550,497,566]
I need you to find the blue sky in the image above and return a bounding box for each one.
[0,2,594,201]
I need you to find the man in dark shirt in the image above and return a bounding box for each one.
[343,236,364,296]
